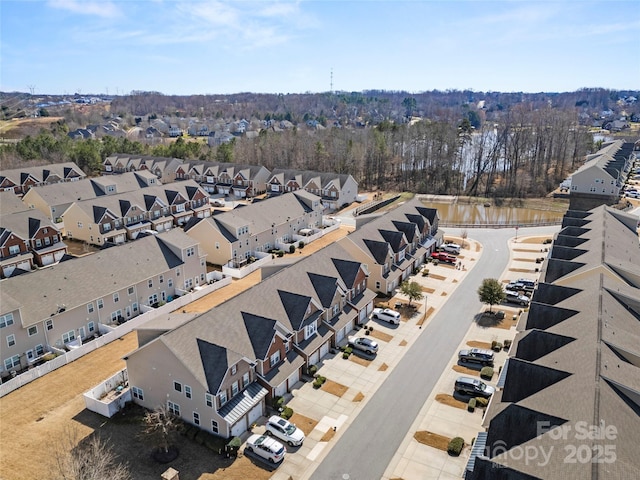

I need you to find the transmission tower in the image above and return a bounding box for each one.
[27,85,35,95]
[330,69,333,94]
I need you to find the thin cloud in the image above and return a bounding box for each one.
[47,0,121,18]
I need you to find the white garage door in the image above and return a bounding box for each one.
[114,234,126,244]
[41,254,54,266]
[287,369,300,390]
[275,379,287,397]
[2,265,15,277]
[248,403,263,426]
[231,416,248,438]
[320,341,329,359]
[309,350,320,366]
[336,326,346,343]
[54,251,65,261]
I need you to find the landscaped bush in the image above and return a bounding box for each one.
[433,259,440,266]
[475,397,489,408]
[480,366,494,380]
[298,241,305,249]
[447,437,465,456]
[272,396,285,410]
[281,407,294,420]
[491,340,503,351]
[543,238,553,244]
[276,250,284,257]
[313,376,327,388]
[289,244,296,254]
[422,269,429,277]
[308,364,318,376]
[503,339,512,350]
[467,398,476,412]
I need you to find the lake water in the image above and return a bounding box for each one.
[421,201,566,226]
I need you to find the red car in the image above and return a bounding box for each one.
[431,252,457,264]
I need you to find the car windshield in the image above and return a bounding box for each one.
[285,424,297,435]
[478,382,487,389]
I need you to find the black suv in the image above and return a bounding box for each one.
[458,348,495,366]
[455,376,495,398]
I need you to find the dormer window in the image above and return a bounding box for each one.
[304,321,317,340]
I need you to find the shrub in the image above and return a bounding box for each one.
[433,259,440,266]
[344,347,353,355]
[308,364,318,376]
[480,366,494,380]
[447,437,465,456]
[289,244,296,254]
[313,376,326,388]
[365,330,370,335]
[298,241,305,249]
[272,396,285,409]
[281,407,294,420]
[543,238,552,244]
[422,269,429,277]
[277,250,284,257]
[342,352,350,359]
[467,398,476,412]
[475,397,489,408]
[491,340,503,351]
[503,339,512,350]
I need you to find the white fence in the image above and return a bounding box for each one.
[83,369,131,418]
[0,277,231,398]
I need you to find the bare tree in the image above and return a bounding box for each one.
[142,405,182,455]
[460,229,468,249]
[53,426,132,480]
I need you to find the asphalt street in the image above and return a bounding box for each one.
[308,225,560,480]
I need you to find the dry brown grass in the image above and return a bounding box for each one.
[413,430,452,451]
[202,456,274,480]
[349,354,373,366]
[508,267,536,273]
[477,312,518,330]
[369,330,393,342]
[467,340,492,349]
[417,307,434,326]
[441,291,448,296]
[399,339,408,346]
[320,428,337,442]
[288,413,318,436]
[513,257,537,262]
[513,248,539,253]
[378,363,389,371]
[421,287,436,293]
[429,274,447,280]
[322,380,349,398]
[435,394,468,410]
[476,243,481,252]
[352,392,365,402]
[453,365,480,376]
[520,236,552,244]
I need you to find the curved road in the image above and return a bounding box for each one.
[308,225,560,480]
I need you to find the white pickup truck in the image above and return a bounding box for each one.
[371,307,401,325]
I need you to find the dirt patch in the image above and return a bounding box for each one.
[378,363,389,371]
[477,312,518,330]
[320,428,337,442]
[513,257,537,262]
[513,248,539,253]
[452,279,458,283]
[509,267,536,273]
[421,287,436,293]
[429,274,447,280]
[369,330,393,342]
[453,365,480,376]
[288,413,318,436]
[413,430,452,451]
[466,340,492,349]
[417,307,434,326]
[349,354,373,367]
[203,455,274,480]
[352,392,365,402]
[399,339,408,346]
[520,236,552,244]
[435,393,468,410]
[476,243,481,252]
[322,380,349,398]
[441,291,448,296]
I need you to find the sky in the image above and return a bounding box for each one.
[1,0,639,96]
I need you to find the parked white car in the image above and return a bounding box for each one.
[442,243,461,254]
[245,434,286,463]
[372,307,401,325]
[265,415,305,446]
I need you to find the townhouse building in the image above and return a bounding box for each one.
[62,180,210,246]
[267,168,359,210]
[0,202,67,278]
[0,229,206,382]
[175,161,271,198]
[103,154,182,184]
[22,170,161,224]
[125,242,376,439]
[338,197,441,294]
[465,205,640,479]
[0,162,85,195]
[183,190,323,267]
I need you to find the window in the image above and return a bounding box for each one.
[113,293,119,303]
[132,386,144,400]
[132,302,138,313]
[185,385,192,399]
[184,278,193,290]
[231,365,237,375]
[305,321,317,340]
[28,326,37,337]
[167,401,180,416]
[174,381,182,393]
[88,322,95,333]
[148,279,153,288]
[215,242,220,250]
[242,372,250,388]
[270,350,281,367]
[168,278,173,288]
[8,244,20,255]
[205,393,213,408]
[176,268,181,277]
[186,247,195,257]
[45,319,53,330]
[332,304,339,316]
[77,222,83,228]
[97,299,104,309]
[62,330,76,343]
[219,391,227,406]
[231,381,239,397]
[4,355,20,370]
[44,237,51,246]
[193,412,200,425]
[35,344,44,356]
[211,420,219,434]
[87,303,94,314]
[128,286,134,295]
[35,239,42,248]
[0,313,15,328]
[7,334,16,347]
[159,275,164,284]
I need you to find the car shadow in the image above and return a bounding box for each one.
[242,450,282,471]
[370,318,399,329]
[351,349,377,359]
[456,360,484,371]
